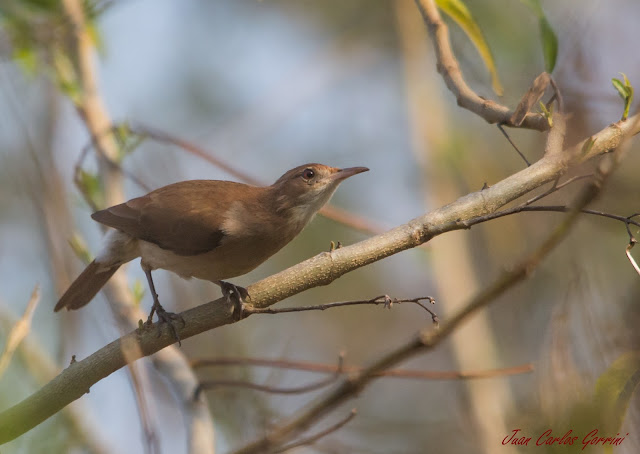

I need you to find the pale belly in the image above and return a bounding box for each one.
[138,235,287,282]
[95,217,304,283]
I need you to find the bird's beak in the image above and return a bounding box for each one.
[330,166,369,182]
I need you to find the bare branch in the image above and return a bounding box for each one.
[497,123,531,166]
[130,124,260,185]
[196,355,344,397]
[626,241,640,277]
[246,295,438,325]
[272,409,357,454]
[462,205,640,232]
[524,174,594,206]
[129,124,384,236]
[414,0,549,131]
[191,356,534,381]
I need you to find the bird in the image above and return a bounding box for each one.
[54,163,369,337]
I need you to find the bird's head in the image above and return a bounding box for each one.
[270,163,368,223]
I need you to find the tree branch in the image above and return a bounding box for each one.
[196,355,344,397]
[414,0,550,131]
[272,409,357,454]
[129,124,384,236]
[246,295,438,324]
[191,356,534,381]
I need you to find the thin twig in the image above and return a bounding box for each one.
[191,356,534,381]
[462,205,640,231]
[272,409,357,454]
[497,123,531,166]
[129,124,384,236]
[74,122,384,236]
[130,124,260,185]
[624,213,640,242]
[73,124,151,211]
[625,241,640,276]
[195,355,344,398]
[245,295,438,325]
[549,76,565,115]
[524,174,593,206]
[0,286,41,377]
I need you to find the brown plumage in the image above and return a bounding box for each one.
[54,261,118,311]
[54,164,369,326]
[90,180,242,256]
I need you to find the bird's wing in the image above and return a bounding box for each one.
[92,180,252,256]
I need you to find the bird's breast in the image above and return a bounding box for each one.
[140,198,309,282]
[138,228,297,282]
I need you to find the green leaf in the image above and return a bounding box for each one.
[612,78,629,99]
[521,0,559,73]
[435,0,503,96]
[538,100,553,127]
[539,17,558,73]
[612,73,634,121]
[592,351,640,451]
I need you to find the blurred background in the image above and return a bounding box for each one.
[1,0,639,453]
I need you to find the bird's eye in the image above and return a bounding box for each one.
[302,168,315,180]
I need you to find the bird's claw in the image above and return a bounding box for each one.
[219,281,248,321]
[144,305,185,346]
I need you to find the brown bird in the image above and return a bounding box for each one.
[54,163,368,332]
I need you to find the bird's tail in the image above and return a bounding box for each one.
[54,260,120,311]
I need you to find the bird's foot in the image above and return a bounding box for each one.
[219,281,248,321]
[145,302,185,346]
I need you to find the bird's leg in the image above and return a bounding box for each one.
[142,264,185,344]
[218,281,249,320]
